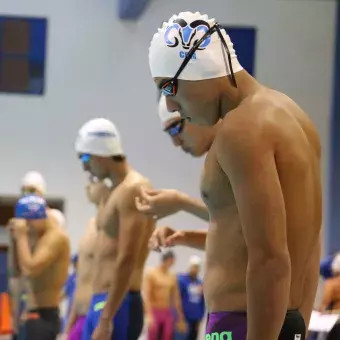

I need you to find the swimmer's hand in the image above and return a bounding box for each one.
[9,218,28,239]
[92,318,113,340]
[59,333,68,340]
[135,188,182,220]
[145,314,154,328]
[176,319,188,333]
[149,226,186,251]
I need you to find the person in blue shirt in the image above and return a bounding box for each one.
[177,255,205,340]
[62,254,78,330]
[320,252,340,279]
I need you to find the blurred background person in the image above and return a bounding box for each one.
[21,171,46,196]
[9,170,65,339]
[61,254,78,332]
[62,177,108,340]
[177,255,205,340]
[319,268,340,314]
[143,250,187,340]
[9,195,70,340]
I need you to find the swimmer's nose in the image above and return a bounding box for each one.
[171,135,182,147]
[165,97,180,112]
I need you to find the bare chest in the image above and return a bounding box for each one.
[200,145,235,213]
[152,273,174,291]
[96,196,119,240]
[79,233,97,261]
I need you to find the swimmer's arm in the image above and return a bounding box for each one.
[216,120,291,340]
[142,270,154,316]
[300,238,320,328]
[178,193,209,222]
[319,279,334,313]
[100,186,152,321]
[179,229,207,250]
[8,235,21,277]
[172,276,185,322]
[64,299,78,334]
[16,232,70,278]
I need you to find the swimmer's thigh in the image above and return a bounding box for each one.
[24,318,58,340]
[127,292,144,340]
[113,295,130,340]
[82,311,96,340]
[68,316,86,340]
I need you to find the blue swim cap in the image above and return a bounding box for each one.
[15,194,47,220]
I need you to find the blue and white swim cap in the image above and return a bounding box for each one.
[15,195,47,220]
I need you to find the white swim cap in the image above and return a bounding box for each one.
[158,95,181,128]
[75,118,124,156]
[50,209,66,228]
[21,171,46,195]
[189,255,202,266]
[149,11,243,81]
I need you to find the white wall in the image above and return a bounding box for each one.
[0,0,336,271]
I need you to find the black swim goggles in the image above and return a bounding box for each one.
[159,23,237,97]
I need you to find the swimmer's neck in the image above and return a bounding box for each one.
[108,160,132,187]
[31,217,55,237]
[158,264,171,273]
[219,70,262,117]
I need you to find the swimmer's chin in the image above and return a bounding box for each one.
[185,149,206,158]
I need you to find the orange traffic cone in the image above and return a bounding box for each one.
[0,292,13,334]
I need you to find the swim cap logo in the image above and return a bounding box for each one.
[164,19,211,59]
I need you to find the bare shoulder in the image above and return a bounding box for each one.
[216,89,319,156]
[119,171,152,205]
[215,100,276,158]
[87,217,97,231]
[45,227,70,252]
[170,272,178,282]
[145,267,156,279]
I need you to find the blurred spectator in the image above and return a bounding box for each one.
[320,253,340,280]
[21,171,46,196]
[143,250,187,340]
[177,255,205,340]
[316,272,340,340]
[319,274,340,313]
[50,209,66,229]
[62,254,78,330]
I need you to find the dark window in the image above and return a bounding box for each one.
[0,16,47,95]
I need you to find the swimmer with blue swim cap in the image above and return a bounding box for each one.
[145,11,322,340]
[9,194,70,340]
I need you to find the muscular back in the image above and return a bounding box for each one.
[201,88,321,321]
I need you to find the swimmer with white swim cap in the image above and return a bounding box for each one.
[177,256,205,340]
[8,195,70,340]
[21,171,46,196]
[136,95,216,223]
[144,11,322,340]
[75,118,155,340]
[20,171,66,228]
